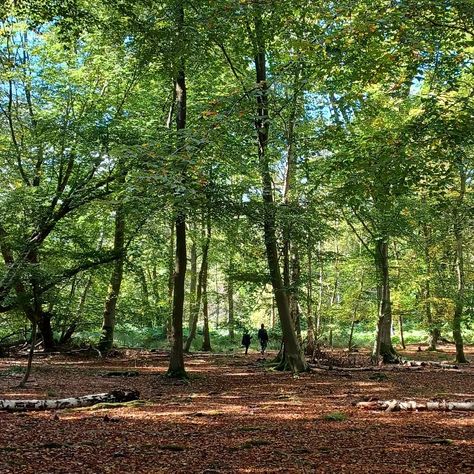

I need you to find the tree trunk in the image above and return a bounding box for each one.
[201,216,212,352]
[393,241,405,350]
[316,241,324,338]
[373,239,397,363]
[18,320,37,388]
[37,311,55,352]
[167,5,187,377]
[422,224,438,351]
[167,219,175,340]
[188,237,197,329]
[290,247,302,343]
[306,241,315,355]
[183,229,206,353]
[453,169,467,363]
[227,270,235,341]
[328,236,339,348]
[98,198,126,353]
[252,8,306,373]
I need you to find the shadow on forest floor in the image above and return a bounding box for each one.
[0,345,473,473]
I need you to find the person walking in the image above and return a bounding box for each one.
[241,331,252,355]
[257,324,269,355]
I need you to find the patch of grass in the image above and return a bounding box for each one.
[322,411,347,422]
[0,367,24,377]
[45,388,58,397]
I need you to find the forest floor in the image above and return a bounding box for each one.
[0,344,473,474]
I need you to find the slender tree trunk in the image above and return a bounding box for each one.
[18,321,37,388]
[167,4,188,375]
[188,237,197,329]
[98,198,126,353]
[393,241,406,349]
[421,224,439,350]
[184,230,206,352]
[167,220,175,340]
[316,241,324,338]
[373,239,397,363]
[227,271,235,341]
[328,236,339,348]
[306,241,315,355]
[453,168,467,363]
[201,216,212,352]
[252,8,306,372]
[290,248,302,343]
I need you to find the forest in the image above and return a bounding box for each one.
[0,1,473,473]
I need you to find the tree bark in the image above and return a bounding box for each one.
[252,7,306,372]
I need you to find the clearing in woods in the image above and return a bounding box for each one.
[0,345,473,473]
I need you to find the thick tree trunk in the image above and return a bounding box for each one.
[0,390,139,412]
[167,5,187,377]
[168,213,187,376]
[252,8,306,373]
[373,239,397,363]
[98,199,125,353]
[37,311,55,352]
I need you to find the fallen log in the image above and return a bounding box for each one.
[357,399,474,412]
[0,389,139,412]
[401,360,459,369]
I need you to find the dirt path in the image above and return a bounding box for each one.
[0,346,473,473]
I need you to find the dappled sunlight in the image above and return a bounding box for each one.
[1,349,473,474]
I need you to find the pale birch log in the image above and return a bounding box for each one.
[357,399,474,411]
[0,389,139,411]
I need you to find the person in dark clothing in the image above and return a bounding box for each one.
[257,324,269,355]
[241,331,252,355]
